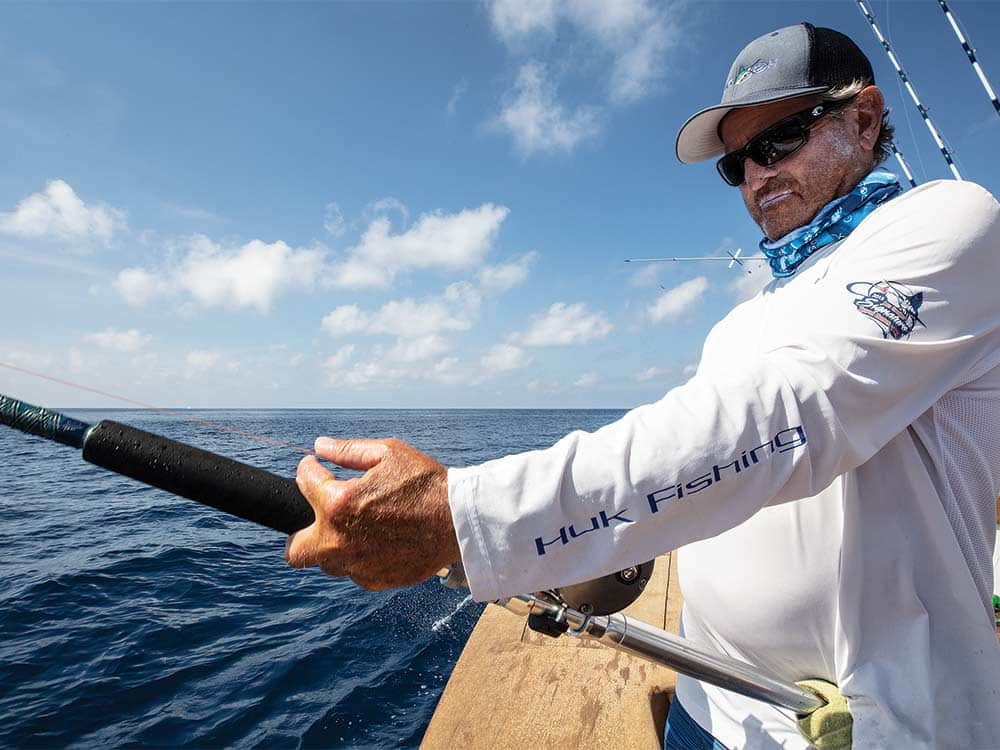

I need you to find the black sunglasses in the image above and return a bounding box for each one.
[716,100,850,187]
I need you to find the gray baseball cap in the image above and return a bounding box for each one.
[675,23,875,164]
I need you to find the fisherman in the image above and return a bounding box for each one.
[286,23,1000,749]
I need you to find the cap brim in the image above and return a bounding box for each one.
[674,86,829,164]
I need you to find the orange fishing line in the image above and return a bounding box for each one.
[0,361,315,456]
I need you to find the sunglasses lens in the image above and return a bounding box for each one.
[717,121,809,186]
[717,154,744,186]
[751,124,806,166]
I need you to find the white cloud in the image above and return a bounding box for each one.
[324,345,356,372]
[635,366,664,382]
[84,328,151,353]
[185,349,222,379]
[683,362,698,376]
[478,251,538,291]
[728,268,771,302]
[114,268,166,306]
[0,179,125,245]
[387,334,450,363]
[647,277,709,323]
[481,343,531,371]
[628,261,666,288]
[331,203,509,288]
[574,371,599,387]
[488,0,680,155]
[447,78,469,116]
[322,282,481,339]
[321,305,371,336]
[366,196,409,223]
[489,0,559,40]
[324,202,346,237]
[497,62,600,156]
[518,302,612,346]
[117,235,325,314]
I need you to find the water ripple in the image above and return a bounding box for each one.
[0,409,623,747]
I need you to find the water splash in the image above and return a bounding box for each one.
[431,594,473,632]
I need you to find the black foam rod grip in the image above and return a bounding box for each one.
[82,420,315,535]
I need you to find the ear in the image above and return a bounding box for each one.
[854,85,885,153]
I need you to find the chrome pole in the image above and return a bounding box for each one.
[499,592,823,715]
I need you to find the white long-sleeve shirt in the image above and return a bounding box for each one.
[448,179,1000,748]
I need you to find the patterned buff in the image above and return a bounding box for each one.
[760,168,902,278]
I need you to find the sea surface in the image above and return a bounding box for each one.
[0,409,626,749]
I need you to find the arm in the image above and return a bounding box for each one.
[450,181,1000,599]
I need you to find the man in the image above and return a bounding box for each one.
[286,24,1000,749]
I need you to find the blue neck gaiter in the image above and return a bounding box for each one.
[759,168,902,278]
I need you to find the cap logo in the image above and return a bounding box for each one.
[725,58,776,89]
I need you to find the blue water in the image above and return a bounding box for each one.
[0,409,625,748]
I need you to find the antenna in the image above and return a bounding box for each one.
[856,0,963,180]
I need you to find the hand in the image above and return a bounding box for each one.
[795,679,852,749]
[285,436,461,590]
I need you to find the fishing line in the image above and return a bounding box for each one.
[0,360,315,456]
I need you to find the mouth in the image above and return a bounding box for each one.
[758,190,793,210]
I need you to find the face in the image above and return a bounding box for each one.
[719,93,875,240]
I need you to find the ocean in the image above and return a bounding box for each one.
[0,408,626,749]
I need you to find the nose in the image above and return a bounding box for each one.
[742,156,778,191]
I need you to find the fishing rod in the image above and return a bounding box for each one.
[0,392,823,716]
[936,0,1000,117]
[856,0,963,181]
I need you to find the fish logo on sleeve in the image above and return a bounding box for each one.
[846,280,925,340]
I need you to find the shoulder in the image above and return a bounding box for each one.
[871,180,999,235]
[845,180,999,271]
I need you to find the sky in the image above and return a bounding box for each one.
[1,0,998,409]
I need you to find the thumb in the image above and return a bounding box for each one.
[314,437,389,471]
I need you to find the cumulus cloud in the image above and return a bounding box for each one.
[331,203,509,288]
[574,371,599,388]
[84,328,151,353]
[387,334,450,363]
[0,179,125,245]
[481,342,531,371]
[518,302,612,346]
[478,251,537,291]
[115,235,325,313]
[322,282,481,339]
[497,62,600,156]
[647,277,709,324]
[324,345,356,372]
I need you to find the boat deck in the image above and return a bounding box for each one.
[423,552,681,749]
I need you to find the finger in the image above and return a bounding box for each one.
[285,524,323,568]
[314,437,388,471]
[296,454,345,509]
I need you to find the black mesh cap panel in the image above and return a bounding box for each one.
[812,25,875,88]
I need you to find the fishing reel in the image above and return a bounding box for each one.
[524,560,655,638]
[438,559,655,637]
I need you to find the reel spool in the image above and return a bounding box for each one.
[554,559,655,616]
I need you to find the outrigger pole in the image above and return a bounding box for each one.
[856,0,963,181]
[0,392,823,716]
[936,0,1000,117]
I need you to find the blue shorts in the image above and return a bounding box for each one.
[663,698,728,750]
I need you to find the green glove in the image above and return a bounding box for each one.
[795,679,852,750]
